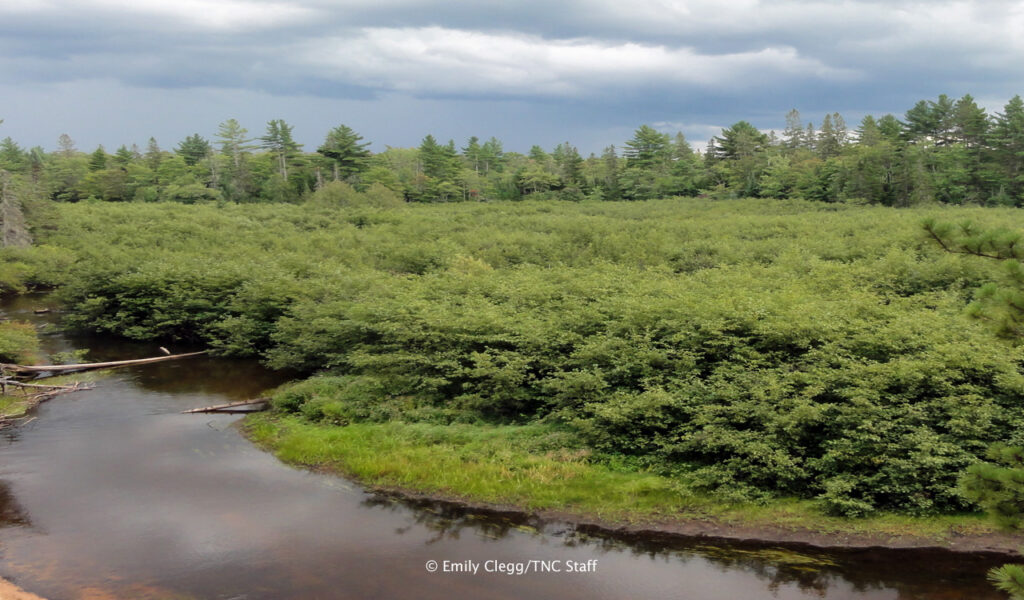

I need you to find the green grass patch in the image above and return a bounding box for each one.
[243,413,999,540]
[0,369,107,421]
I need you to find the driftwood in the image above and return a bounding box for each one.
[0,380,93,429]
[1,350,208,374]
[2,380,81,390]
[182,398,270,414]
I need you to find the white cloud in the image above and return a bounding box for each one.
[299,27,855,98]
[1,0,315,30]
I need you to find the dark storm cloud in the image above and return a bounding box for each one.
[0,1,1021,152]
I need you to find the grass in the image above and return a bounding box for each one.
[0,370,106,422]
[243,413,1002,543]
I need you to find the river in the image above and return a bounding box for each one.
[0,295,1013,599]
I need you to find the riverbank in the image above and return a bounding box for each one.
[243,414,1024,557]
[0,371,100,427]
[0,577,46,600]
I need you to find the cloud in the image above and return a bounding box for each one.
[1,0,315,31]
[298,27,854,99]
[0,1,1023,153]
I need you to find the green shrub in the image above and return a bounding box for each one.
[36,198,1024,513]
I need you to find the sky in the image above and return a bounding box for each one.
[1,0,1022,155]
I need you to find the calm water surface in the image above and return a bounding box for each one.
[0,295,1015,599]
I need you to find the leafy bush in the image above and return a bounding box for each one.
[0,321,39,364]
[34,198,1024,514]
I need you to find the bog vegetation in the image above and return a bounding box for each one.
[0,197,1020,518]
[1,92,1023,522]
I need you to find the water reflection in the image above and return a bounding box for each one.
[0,481,30,529]
[364,493,1020,600]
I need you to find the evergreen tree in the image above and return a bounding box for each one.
[479,137,504,173]
[57,133,76,158]
[952,94,989,148]
[145,137,163,170]
[817,114,841,159]
[175,134,211,167]
[27,146,46,181]
[669,132,701,196]
[528,145,550,164]
[989,96,1024,202]
[88,146,107,171]
[600,145,622,201]
[856,115,883,146]
[904,94,956,144]
[710,121,771,197]
[216,119,256,201]
[462,136,483,173]
[876,115,904,143]
[552,141,584,188]
[216,118,255,170]
[112,145,134,167]
[318,124,371,182]
[419,135,459,180]
[710,121,770,160]
[781,108,804,151]
[0,137,26,172]
[261,119,302,178]
[623,125,670,169]
[927,220,1024,599]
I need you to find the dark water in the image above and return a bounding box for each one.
[0,295,1016,599]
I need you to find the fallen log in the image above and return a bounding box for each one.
[0,381,93,429]
[1,350,208,374]
[1,380,82,390]
[182,398,270,414]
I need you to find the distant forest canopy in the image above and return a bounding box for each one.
[1,93,1022,207]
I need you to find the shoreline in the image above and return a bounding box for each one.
[0,577,46,600]
[241,417,1024,559]
[365,484,1024,558]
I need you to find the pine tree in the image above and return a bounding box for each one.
[318,125,370,182]
[215,119,256,201]
[856,116,882,146]
[623,125,670,170]
[927,220,1024,599]
[57,134,76,158]
[818,114,840,159]
[0,137,26,172]
[989,96,1024,201]
[175,134,211,167]
[600,145,621,201]
[462,136,482,173]
[216,119,255,170]
[781,108,804,151]
[261,119,302,178]
[113,144,134,167]
[479,137,504,174]
[145,137,163,170]
[552,141,583,188]
[88,145,107,171]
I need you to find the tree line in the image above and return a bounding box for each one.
[0,93,1022,206]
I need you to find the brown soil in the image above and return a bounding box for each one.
[0,577,47,600]
[369,486,1024,558]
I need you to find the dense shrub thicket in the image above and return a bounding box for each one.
[11,198,1024,515]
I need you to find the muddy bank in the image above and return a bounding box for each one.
[362,485,1024,558]
[0,576,47,600]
